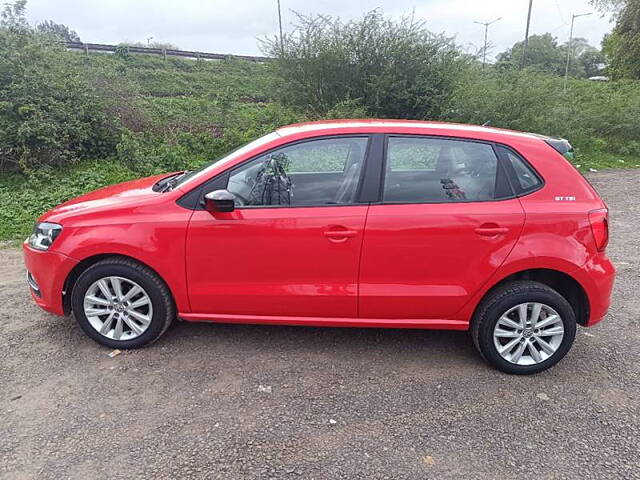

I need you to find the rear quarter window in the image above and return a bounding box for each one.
[497,146,543,194]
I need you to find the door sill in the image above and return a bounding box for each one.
[178,313,469,330]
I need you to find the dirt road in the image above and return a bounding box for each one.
[1,170,639,479]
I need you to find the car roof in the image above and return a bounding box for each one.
[276,119,545,144]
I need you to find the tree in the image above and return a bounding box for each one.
[1,0,27,30]
[261,10,469,120]
[602,0,640,79]
[36,20,80,42]
[497,34,566,74]
[590,0,626,16]
[496,34,598,77]
[580,48,606,77]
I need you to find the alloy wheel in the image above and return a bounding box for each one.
[83,276,153,341]
[493,302,565,366]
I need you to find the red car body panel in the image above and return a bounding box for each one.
[359,199,525,319]
[186,205,368,317]
[23,120,615,331]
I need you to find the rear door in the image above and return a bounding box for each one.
[359,135,525,320]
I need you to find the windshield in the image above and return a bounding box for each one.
[174,132,281,189]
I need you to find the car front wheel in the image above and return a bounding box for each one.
[71,257,175,349]
[471,280,577,374]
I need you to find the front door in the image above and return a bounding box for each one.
[186,136,370,318]
[359,135,525,319]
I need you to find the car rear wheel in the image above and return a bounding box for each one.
[71,258,175,349]
[471,280,576,374]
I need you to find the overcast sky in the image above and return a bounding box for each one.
[25,0,613,59]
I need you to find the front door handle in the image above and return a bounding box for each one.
[324,229,358,241]
[475,224,509,236]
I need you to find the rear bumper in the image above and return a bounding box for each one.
[23,242,78,316]
[573,252,616,326]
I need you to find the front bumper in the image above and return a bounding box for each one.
[23,242,79,316]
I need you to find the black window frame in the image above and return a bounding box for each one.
[178,134,374,210]
[376,134,516,206]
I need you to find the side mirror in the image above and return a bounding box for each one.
[204,190,235,213]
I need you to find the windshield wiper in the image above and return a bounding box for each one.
[160,171,191,192]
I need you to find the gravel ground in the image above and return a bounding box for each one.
[1,170,639,480]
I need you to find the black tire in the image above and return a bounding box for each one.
[71,257,175,349]
[471,280,577,375]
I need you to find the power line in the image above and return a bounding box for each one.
[474,17,502,68]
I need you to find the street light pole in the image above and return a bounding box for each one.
[146,36,153,47]
[564,12,592,91]
[474,17,502,68]
[521,0,533,69]
[277,0,284,54]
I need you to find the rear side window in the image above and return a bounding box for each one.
[383,136,505,203]
[497,146,542,193]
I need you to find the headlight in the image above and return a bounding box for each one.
[28,222,63,251]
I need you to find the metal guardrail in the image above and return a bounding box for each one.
[65,41,271,63]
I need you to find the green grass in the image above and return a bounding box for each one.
[575,149,640,172]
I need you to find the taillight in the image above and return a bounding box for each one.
[588,208,609,252]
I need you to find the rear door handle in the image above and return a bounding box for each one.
[475,225,509,236]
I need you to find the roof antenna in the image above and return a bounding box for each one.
[482,120,491,126]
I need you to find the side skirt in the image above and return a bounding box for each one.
[178,313,469,330]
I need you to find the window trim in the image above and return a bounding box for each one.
[376,134,517,206]
[185,134,373,210]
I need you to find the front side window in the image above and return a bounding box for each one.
[227,137,368,207]
[383,137,500,203]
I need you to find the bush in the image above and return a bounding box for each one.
[448,68,640,155]
[448,69,560,132]
[262,10,469,119]
[115,131,190,174]
[0,2,117,174]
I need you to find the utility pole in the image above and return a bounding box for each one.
[277,0,284,54]
[564,12,592,91]
[520,0,533,69]
[474,17,501,68]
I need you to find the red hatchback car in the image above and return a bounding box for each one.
[23,120,615,374]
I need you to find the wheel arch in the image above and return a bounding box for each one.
[471,268,590,326]
[62,253,177,316]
